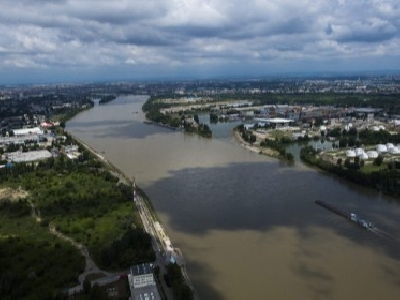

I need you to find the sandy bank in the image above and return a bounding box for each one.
[232,128,280,158]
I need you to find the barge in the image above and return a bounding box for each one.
[315,200,373,229]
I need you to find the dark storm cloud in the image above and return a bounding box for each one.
[332,19,398,43]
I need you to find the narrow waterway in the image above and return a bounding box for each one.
[67,95,400,300]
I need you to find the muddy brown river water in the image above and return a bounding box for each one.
[67,95,400,300]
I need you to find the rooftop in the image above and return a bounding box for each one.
[130,263,154,277]
[6,150,52,162]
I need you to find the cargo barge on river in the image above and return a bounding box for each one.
[315,200,373,229]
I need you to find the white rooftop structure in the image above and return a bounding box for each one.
[6,150,52,162]
[366,151,379,158]
[387,143,395,149]
[376,144,388,153]
[12,127,43,137]
[372,125,386,131]
[346,150,356,157]
[128,263,161,300]
[254,117,293,124]
[389,146,400,154]
[344,123,353,131]
[355,148,364,156]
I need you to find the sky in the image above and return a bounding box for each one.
[0,0,399,84]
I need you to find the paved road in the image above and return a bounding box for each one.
[135,195,174,300]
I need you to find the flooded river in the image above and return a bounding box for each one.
[67,95,400,300]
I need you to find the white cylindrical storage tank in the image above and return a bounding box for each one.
[389,147,400,154]
[355,148,364,155]
[346,150,356,157]
[367,151,379,158]
[376,144,388,153]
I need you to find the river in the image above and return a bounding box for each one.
[67,95,400,300]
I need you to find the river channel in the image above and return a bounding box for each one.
[67,95,400,300]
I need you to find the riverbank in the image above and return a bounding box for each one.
[301,146,400,199]
[71,133,198,299]
[232,128,280,158]
[65,94,400,300]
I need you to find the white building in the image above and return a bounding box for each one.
[6,150,52,162]
[128,263,160,300]
[130,263,156,289]
[12,127,43,137]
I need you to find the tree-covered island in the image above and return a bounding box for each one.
[142,95,212,138]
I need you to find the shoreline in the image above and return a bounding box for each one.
[232,128,280,158]
[70,132,198,299]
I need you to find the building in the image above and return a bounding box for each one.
[12,127,43,137]
[128,263,160,300]
[5,150,52,162]
[130,263,155,289]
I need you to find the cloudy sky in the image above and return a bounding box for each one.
[1,0,399,84]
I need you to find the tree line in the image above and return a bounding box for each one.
[300,145,400,197]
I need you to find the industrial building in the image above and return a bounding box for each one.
[5,150,52,162]
[128,263,160,300]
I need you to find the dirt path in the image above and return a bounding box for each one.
[49,225,115,295]
[1,188,110,293]
[26,196,114,295]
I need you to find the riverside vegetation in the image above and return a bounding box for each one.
[142,96,212,138]
[300,127,400,198]
[236,124,295,162]
[0,131,155,299]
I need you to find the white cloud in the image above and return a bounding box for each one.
[0,0,399,83]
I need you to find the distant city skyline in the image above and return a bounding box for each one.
[1,0,399,84]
